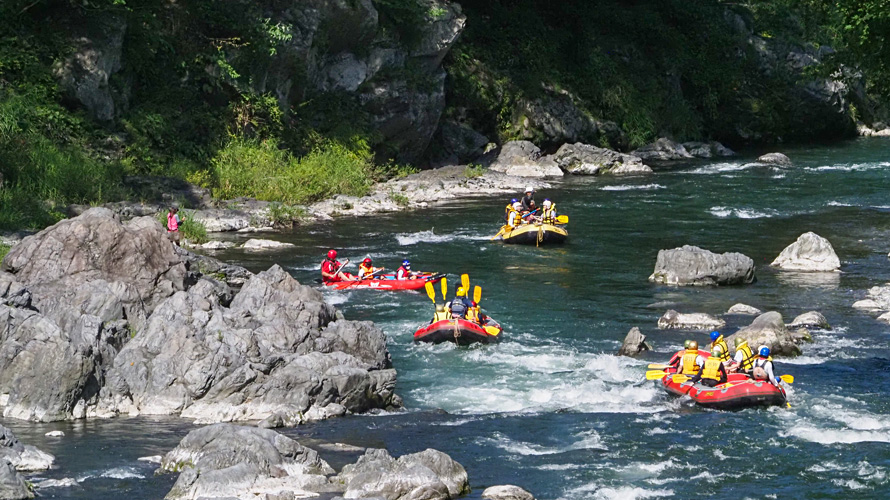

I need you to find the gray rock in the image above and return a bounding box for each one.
[649,245,755,286]
[337,448,469,500]
[0,461,31,500]
[617,327,652,357]
[429,121,489,166]
[787,311,830,330]
[710,141,736,157]
[161,423,334,500]
[241,239,296,251]
[175,247,252,289]
[548,143,651,176]
[0,425,54,472]
[489,141,563,178]
[725,312,802,357]
[631,138,694,162]
[482,485,536,500]
[657,310,726,331]
[756,152,792,167]
[514,88,625,148]
[726,303,762,315]
[681,141,736,159]
[771,232,841,272]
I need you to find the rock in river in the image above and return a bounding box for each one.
[787,311,830,329]
[770,232,841,272]
[337,448,469,500]
[488,141,563,178]
[649,245,755,286]
[483,485,536,500]
[756,152,792,167]
[657,310,725,331]
[631,137,693,162]
[726,303,762,315]
[0,424,55,499]
[617,327,652,357]
[547,143,651,175]
[725,311,802,357]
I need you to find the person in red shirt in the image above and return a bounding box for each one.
[321,249,356,282]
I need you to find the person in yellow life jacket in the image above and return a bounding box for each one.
[691,346,729,387]
[731,337,755,374]
[507,202,524,228]
[449,287,474,319]
[504,198,518,222]
[540,199,557,224]
[668,340,694,368]
[431,304,451,323]
[709,331,731,362]
[677,340,704,375]
[357,258,383,279]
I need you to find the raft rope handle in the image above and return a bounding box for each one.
[453,318,461,342]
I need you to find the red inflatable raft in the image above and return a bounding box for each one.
[324,273,443,291]
[413,317,502,345]
[657,351,786,410]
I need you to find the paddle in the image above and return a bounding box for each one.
[780,374,794,384]
[359,268,387,280]
[461,274,470,294]
[473,285,482,304]
[647,364,672,370]
[556,215,569,224]
[490,226,507,240]
[672,374,692,383]
[646,370,669,380]
[441,277,448,301]
[424,281,437,304]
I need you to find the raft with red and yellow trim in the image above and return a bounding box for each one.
[413,317,502,345]
[324,273,443,291]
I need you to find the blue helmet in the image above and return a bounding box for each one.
[759,346,770,357]
[402,260,410,267]
[511,198,518,203]
[710,331,721,342]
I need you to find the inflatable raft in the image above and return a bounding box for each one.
[500,223,567,245]
[413,317,502,345]
[324,273,443,291]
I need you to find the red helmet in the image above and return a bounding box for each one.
[327,249,337,260]
[362,258,372,265]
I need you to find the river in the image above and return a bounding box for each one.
[7,138,890,499]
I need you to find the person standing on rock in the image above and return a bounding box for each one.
[166,207,182,247]
[321,249,356,282]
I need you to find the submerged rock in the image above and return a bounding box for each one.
[547,143,651,176]
[482,485,536,500]
[657,310,726,331]
[771,232,841,272]
[617,327,652,357]
[756,152,792,167]
[726,303,762,315]
[725,311,802,356]
[649,245,755,286]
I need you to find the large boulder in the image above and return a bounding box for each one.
[770,232,841,272]
[0,425,54,472]
[631,138,694,162]
[428,121,490,166]
[681,141,735,158]
[853,284,890,312]
[98,265,398,424]
[616,327,651,357]
[725,312,801,357]
[161,423,334,500]
[657,310,725,331]
[649,245,755,286]
[726,303,762,315]
[336,448,469,500]
[547,143,651,176]
[483,485,535,500]
[787,311,830,330]
[756,152,792,167]
[488,141,563,178]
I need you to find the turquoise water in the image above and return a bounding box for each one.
[9,138,890,498]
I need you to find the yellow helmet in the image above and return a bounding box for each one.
[688,340,698,351]
[734,337,748,348]
[457,287,467,297]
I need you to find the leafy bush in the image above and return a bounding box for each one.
[156,210,208,245]
[0,244,10,263]
[266,202,306,227]
[464,164,485,178]
[388,192,410,207]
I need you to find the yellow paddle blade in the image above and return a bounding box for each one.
[473,286,481,303]
[441,277,447,301]
[556,215,569,224]
[672,374,690,383]
[645,370,668,380]
[424,281,436,303]
[780,374,794,384]
[490,227,506,240]
[461,273,469,293]
[483,326,500,336]
[647,364,671,370]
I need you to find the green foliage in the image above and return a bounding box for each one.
[156,210,208,244]
[464,164,485,178]
[266,202,306,227]
[388,191,410,207]
[0,244,10,263]
[373,0,429,47]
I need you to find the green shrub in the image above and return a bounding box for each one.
[388,191,409,207]
[0,243,10,263]
[156,210,208,245]
[464,164,485,178]
[266,202,306,227]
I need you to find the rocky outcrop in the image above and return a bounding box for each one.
[513,87,625,149]
[726,303,762,315]
[337,448,469,500]
[657,310,725,331]
[429,121,490,166]
[0,462,31,500]
[548,143,651,175]
[649,245,755,286]
[483,485,536,500]
[98,265,398,424]
[770,232,841,272]
[617,327,651,357]
[0,425,55,500]
[681,141,735,158]
[853,284,890,323]
[488,141,563,177]
[756,152,792,167]
[162,424,335,500]
[175,247,252,290]
[725,312,802,357]
[631,138,693,162]
[787,311,830,330]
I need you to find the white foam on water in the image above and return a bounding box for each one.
[478,429,607,456]
[690,471,726,483]
[538,463,585,471]
[560,484,674,500]
[394,229,490,246]
[686,162,751,175]
[827,200,855,207]
[600,184,666,191]
[806,161,890,172]
[78,466,144,482]
[708,206,777,219]
[645,428,669,436]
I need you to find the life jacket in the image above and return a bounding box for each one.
[167,212,179,231]
[396,266,410,279]
[466,304,479,322]
[433,310,451,322]
[321,259,340,282]
[542,204,556,224]
[680,351,700,375]
[712,336,731,362]
[358,264,374,278]
[700,357,723,382]
[450,298,469,318]
[507,210,522,228]
[736,343,755,371]
[504,203,514,222]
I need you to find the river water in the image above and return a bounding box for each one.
[8,138,890,499]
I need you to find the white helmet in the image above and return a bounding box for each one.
[542,199,552,208]
[525,186,534,193]
[512,202,522,210]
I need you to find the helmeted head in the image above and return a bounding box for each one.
[734,337,747,348]
[327,249,337,260]
[687,340,698,351]
[525,186,534,194]
[512,202,522,211]
[511,198,518,203]
[710,331,721,342]
[543,199,552,208]
[456,287,467,297]
[683,339,692,349]
[759,346,770,357]
[362,257,372,266]
[712,345,724,358]
[435,305,444,313]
